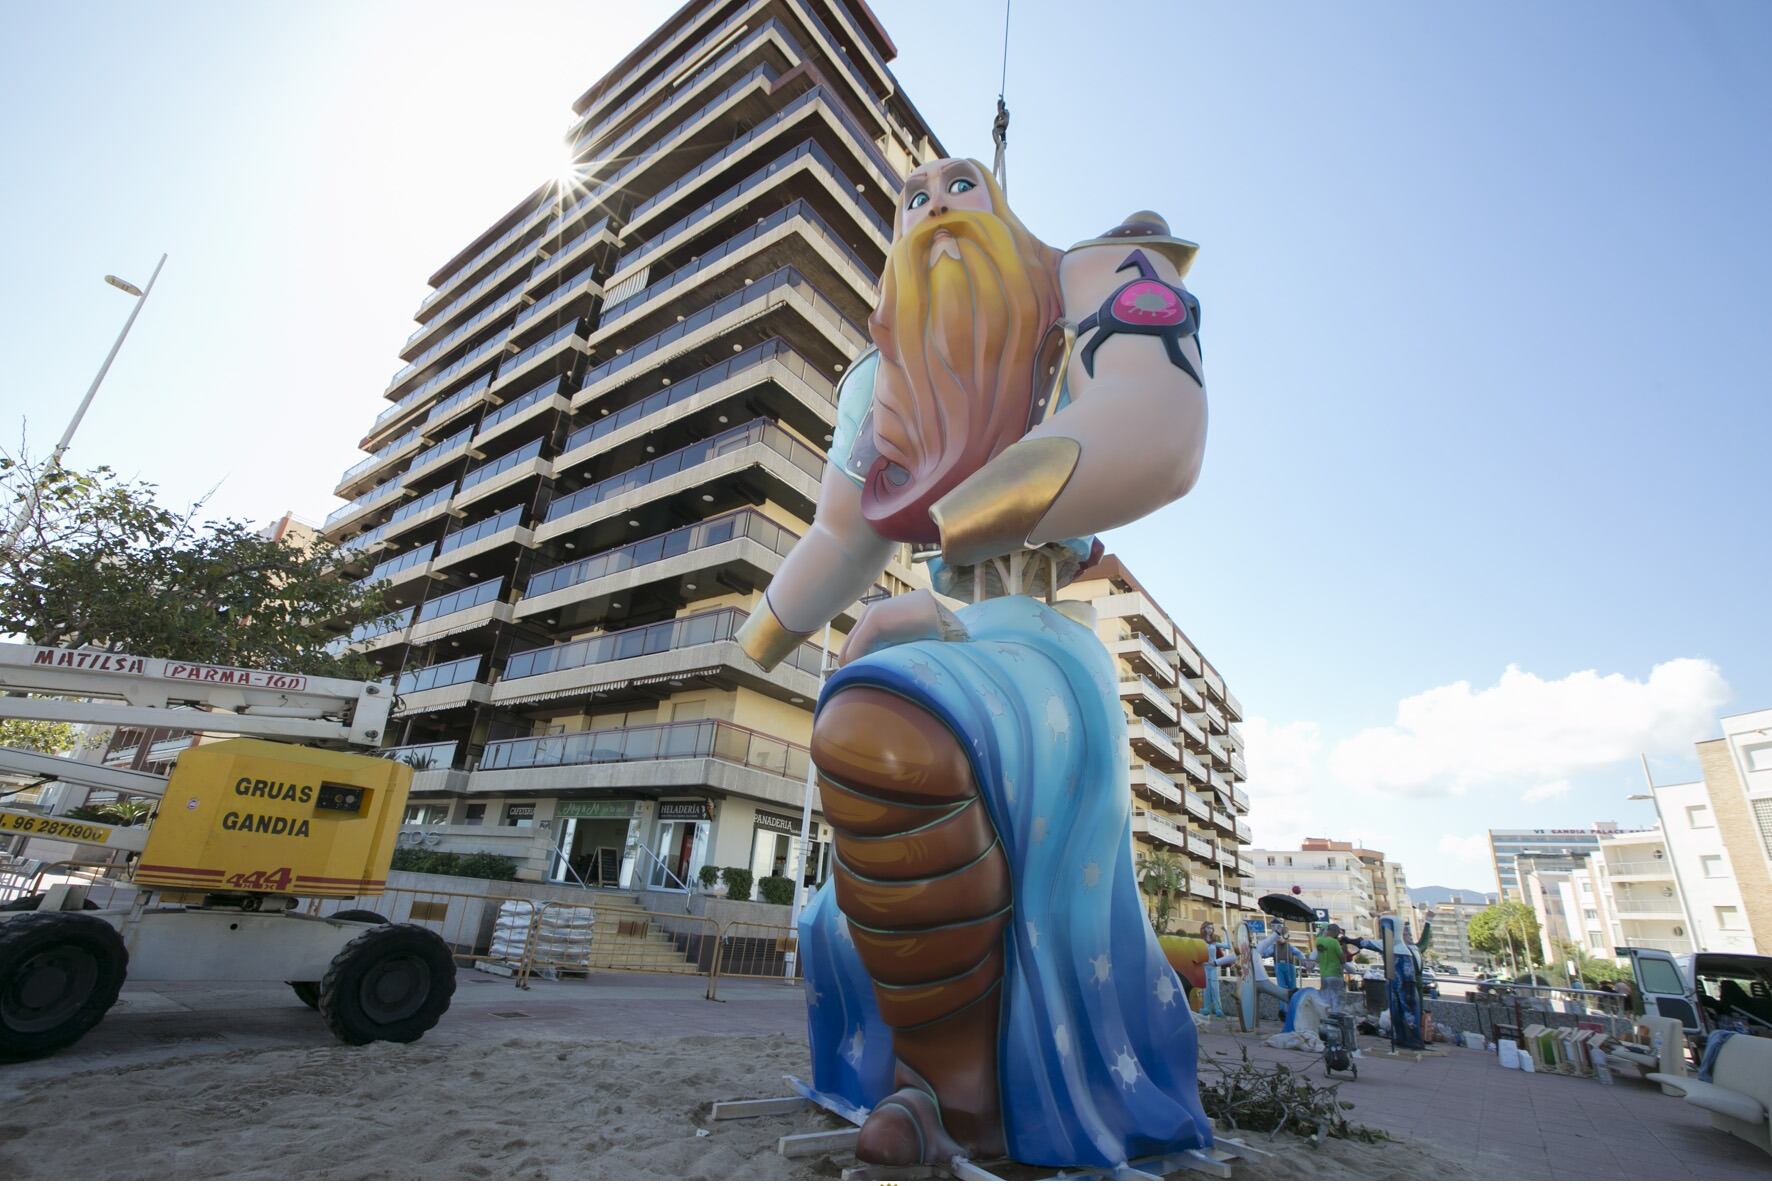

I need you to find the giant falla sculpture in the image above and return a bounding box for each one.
[737,157,1212,1169]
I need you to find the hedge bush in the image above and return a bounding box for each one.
[698,864,721,889]
[390,848,518,880]
[757,875,795,906]
[720,866,754,902]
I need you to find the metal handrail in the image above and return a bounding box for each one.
[633,840,691,894]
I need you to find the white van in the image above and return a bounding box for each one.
[1624,947,1772,1047]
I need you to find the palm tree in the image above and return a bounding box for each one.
[1136,849,1189,933]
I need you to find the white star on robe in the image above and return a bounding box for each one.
[1082,861,1101,888]
[981,688,1006,717]
[1155,975,1178,1007]
[1045,696,1070,745]
[1026,920,1040,949]
[1090,953,1112,983]
[845,1026,865,1065]
[908,658,940,688]
[1112,1047,1141,1087]
[1054,1023,1071,1055]
[1031,816,1048,843]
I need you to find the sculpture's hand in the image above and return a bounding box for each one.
[837,590,968,667]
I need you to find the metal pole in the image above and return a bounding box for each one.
[1638,754,1704,952]
[783,622,832,978]
[4,254,167,552]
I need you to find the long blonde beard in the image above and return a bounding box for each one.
[863,203,1063,543]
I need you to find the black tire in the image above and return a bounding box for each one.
[287,912,388,1008]
[0,912,128,1060]
[318,924,454,1045]
[1,895,101,913]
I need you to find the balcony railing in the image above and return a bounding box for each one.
[544,418,820,525]
[1133,765,1182,806]
[396,654,484,696]
[568,337,833,450]
[339,605,413,645]
[600,198,871,329]
[618,138,888,278]
[479,718,810,783]
[419,217,547,317]
[382,482,457,531]
[528,217,612,285]
[459,437,544,493]
[581,61,779,205]
[525,508,797,600]
[505,605,827,685]
[424,374,493,428]
[399,333,512,412]
[393,290,521,388]
[437,504,523,557]
[405,426,475,476]
[578,266,864,394]
[479,376,565,437]
[324,476,402,529]
[1606,860,1673,877]
[495,321,583,385]
[512,266,597,332]
[407,254,533,350]
[362,542,435,586]
[338,427,420,488]
[379,740,460,771]
[571,1,753,147]
[415,576,503,624]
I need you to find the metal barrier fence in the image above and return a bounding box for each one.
[708,919,801,999]
[523,903,720,992]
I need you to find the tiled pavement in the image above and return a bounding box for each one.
[1196,1024,1770,1179]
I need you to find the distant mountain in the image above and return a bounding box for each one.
[1411,885,1498,907]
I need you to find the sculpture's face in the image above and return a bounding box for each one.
[859,158,1064,543]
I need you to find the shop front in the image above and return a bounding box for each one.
[648,798,711,892]
[749,808,832,889]
[549,798,643,888]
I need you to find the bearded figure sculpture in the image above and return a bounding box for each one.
[736,158,1212,1170]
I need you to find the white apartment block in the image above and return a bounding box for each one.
[1245,848,1378,938]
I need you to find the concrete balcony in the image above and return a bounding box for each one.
[1173,677,1204,711]
[1194,882,1219,904]
[432,507,531,572]
[1186,833,1214,861]
[1132,810,1188,851]
[1209,770,1234,798]
[1237,855,1256,878]
[1170,637,1203,680]
[452,441,550,513]
[1120,675,1179,725]
[324,477,405,536]
[1093,592,1174,648]
[1606,860,1674,881]
[1611,896,1684,920]
[472,719,810,813]
[1223,688,1244,722]
[1180,750,1209,786]
[401,427,481,490]
[1176,710,1206,747]
[1235,818,1252,845]
[408,589,514,648]
[489,326,585,399]
[492,608,823,712]
[1230,783,1249,812]
[1230,753,1248,781]
[1181,786,1211,823]
[1110,634,1175,685]
[472,380,570,453]
[379,484,460,546]
[335,428,423,500]
[397,679,491,716]
[1127,717,1181,772]
[1208,736,1231,768]
[1202,698,1227,733]
[1130,764,1182,809]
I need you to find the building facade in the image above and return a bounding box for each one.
[1300,837,1409,923]
[1689,708,1772,950]
[1419,894,1489,970]
[1487,823,1622,901]
[1245,847,1378,938]
[1059,556,1252,931]
[320,0,941,896]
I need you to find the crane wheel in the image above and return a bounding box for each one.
[289,911,390,1009]
[318,924,455,1045]
[0,912,128,1060]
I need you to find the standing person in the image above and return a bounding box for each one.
[1272,922,1299,993]
[1200,921,1233,1018]
[1315,923,1347,1011]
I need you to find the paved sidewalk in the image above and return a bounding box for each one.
[1196,1022,1769,1179]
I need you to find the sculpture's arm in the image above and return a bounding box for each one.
[929,239,1208,567]
[734,463,895,671]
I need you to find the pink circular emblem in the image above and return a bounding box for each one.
[1112,281,1184,326]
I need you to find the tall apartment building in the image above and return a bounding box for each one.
[1301,837,1410,921]
[1488,824,1622,901]
[1059,555,1252,929]
[1688,708,1772,949]
[319,0,941,894]
[1245,847,1378,938]
[1419,895,1488,969]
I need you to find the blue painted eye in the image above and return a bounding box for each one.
[907,192,930,210]
[949,178,976,194]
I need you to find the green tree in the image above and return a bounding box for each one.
[1,448,392,679]
[1136,849,1189,933]
[1469,901,1542,975]
[0,716,81,755]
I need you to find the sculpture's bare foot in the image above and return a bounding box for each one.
[856,1087,965,1166]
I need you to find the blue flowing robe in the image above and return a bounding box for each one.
[798,595,1213,1168]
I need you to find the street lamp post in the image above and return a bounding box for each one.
[3,254,167,552]
[1629,754,1704,952]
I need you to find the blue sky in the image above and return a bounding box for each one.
[2,1,1767,892]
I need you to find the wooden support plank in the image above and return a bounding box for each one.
[709,1095,811,1121]
[778,1126,860,1158]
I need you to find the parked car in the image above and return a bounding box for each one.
[1621,947,1772,1049]
[1421,969,1441,999]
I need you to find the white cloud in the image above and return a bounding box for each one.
[1327,659,1729,798]
[1520,779,1570,804]
[1241,717,1335,849]
[1438,833,1491,864]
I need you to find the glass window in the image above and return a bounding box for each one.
[1717,905,1740,930]
[1746,744,1772,772]
[1585,909,1597,920]
[1686,804,1712,829]
[1701,855,1725,878]
[463,804,486,826]
[1637,955,1685,995]
[504,803,536,827]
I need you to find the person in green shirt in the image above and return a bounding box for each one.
[1314,923,1347,1011]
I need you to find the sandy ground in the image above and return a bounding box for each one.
[0,1030,1464,1181]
